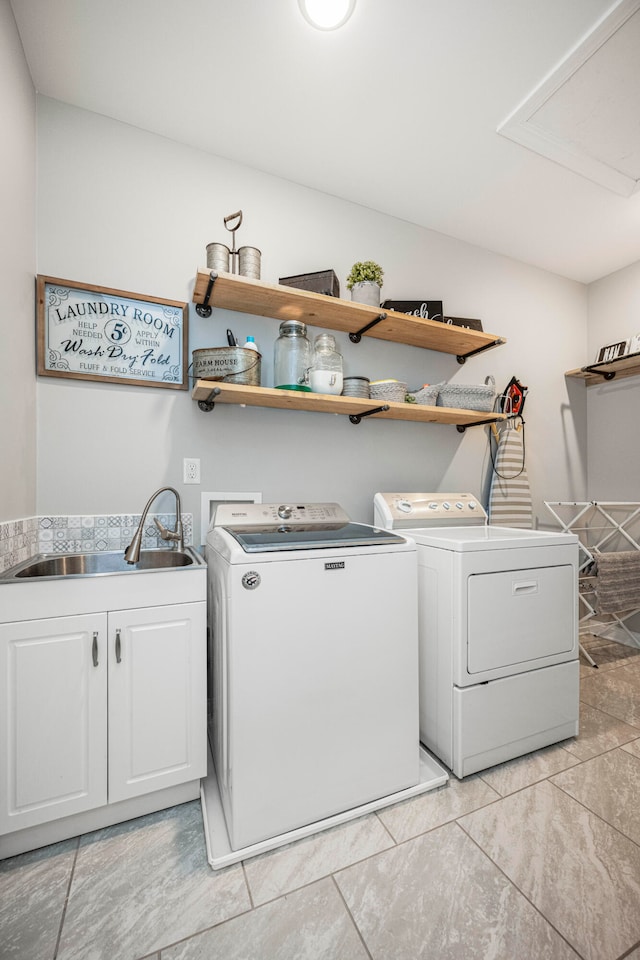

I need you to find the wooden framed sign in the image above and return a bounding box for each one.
[37,276,188,389]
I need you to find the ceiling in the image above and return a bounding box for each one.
[10,0,640,283]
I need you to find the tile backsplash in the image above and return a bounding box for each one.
[0,513,193,575]
[0,517,39,575]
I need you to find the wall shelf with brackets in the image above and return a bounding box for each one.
[191,268,506,362]
[565,352,640,385]
[190,268,508,429]
[191,381,506,431]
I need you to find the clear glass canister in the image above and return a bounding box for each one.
[309,334,343,395]
[274,320,311,391]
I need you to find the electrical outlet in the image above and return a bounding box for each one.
[183,458,201,484]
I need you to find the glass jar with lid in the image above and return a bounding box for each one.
[309,334,343,395]
[273,320,311,391]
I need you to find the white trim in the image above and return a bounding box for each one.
[200,491,262,545]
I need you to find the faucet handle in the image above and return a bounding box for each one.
[154,517,173,540]
[154,517,183,546]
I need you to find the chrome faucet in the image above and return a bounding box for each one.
[125,486,184,564]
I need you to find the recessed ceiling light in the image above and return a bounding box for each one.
[298,0,356,31]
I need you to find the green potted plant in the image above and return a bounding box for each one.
[346,260,384,306]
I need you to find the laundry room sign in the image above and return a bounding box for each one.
[36,276,188,389]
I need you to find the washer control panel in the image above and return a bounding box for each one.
[373,492,487,528]
[214,502,350,528]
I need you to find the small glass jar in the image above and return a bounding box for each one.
[274,320,311,391]
[309,334,343,395]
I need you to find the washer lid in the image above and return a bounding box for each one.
[407,525,578,551]
[222,522,407,553]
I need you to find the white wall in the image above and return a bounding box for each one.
[0,0,36,521]
[35,97,588,536]
[586,260,640,500]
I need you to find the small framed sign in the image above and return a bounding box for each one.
[595,339,628,364]
[37,276,188,389]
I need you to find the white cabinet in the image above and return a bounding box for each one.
[108,603,207,803]
[0,613,107,833]
[0,601,206,836]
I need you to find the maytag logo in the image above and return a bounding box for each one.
[325,561,345,571]
[241,571,261,589]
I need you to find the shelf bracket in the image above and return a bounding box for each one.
[582,363,616,380]
[197,387,221,412]
[349,404,390,425]
[456,338,505,364]
[349,312,387,344]
[456,416,500,433]
[195,271,218,318]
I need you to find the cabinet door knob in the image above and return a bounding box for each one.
[115,629,122,664]
[92,632,99,668]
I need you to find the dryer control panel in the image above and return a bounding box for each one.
[374,492,487,529]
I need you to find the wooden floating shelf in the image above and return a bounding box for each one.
[566,352,640,385]
[192,268,506,359]
[191,380,507,428]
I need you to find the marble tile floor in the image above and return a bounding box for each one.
[3,635,640,960]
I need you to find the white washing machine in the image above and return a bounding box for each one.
[374,492,580,778]
[201,501,448,868]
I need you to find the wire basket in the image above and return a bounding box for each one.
[436,376,495,412]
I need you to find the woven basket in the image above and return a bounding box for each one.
[407,384,440,406]
[436,376,495,412]
[370,380,407,402]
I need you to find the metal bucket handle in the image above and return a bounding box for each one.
[223,210,243,274]
[224,210,243,234]
[226,351,261,380]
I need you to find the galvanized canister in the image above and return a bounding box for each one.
[238,245,261,279]
[192,346,261,386]
[206,242,231,273]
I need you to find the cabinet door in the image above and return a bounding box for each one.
[107,602,207,803]
[0,614,108,834]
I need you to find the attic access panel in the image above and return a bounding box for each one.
[498,0,640,197]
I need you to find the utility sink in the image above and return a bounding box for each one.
[3,547,203,581]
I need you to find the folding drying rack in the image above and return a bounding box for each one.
[545,501,640,667]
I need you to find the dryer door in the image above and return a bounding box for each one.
[467,564,575,675]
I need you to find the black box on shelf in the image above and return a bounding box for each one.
[279,270,340,298]
[440,316,484,332]
[381,299,444,321]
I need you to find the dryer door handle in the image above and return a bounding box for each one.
[512,579,539,595]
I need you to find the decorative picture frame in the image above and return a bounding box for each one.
[37,275,188,390]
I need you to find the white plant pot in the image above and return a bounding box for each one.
[350,281,381,307]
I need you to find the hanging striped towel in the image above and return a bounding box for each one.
[595,551,640,613]
[489,423,533,528]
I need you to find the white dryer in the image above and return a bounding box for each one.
[374,492,580,778]
[202,501,448,868]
